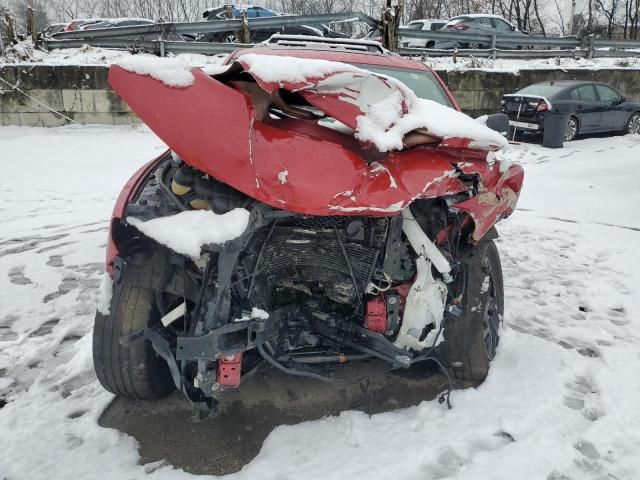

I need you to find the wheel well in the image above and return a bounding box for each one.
[569,114,580,130]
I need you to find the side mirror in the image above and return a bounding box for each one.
[483,113,510,137]
[510,25,516,31]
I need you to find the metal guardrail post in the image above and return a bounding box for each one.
[239,12,251,44]
[491,34,497,60]
[588,34,595,59]
[26,6,38,44]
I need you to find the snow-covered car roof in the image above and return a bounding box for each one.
[450,13,510,19]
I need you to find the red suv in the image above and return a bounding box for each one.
[95,37,521,411]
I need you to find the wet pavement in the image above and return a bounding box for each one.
[99,360,456,475]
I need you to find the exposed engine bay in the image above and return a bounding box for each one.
[109,152,488,410]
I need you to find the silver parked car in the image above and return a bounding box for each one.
[434,14,530,49]
[400,19,448,48]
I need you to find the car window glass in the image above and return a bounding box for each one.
[445,18,467,26]
[568,88,580,100]
[518,84,565,97]
[493,18,512,30]
[431,22,446,30]
[577,85,597,101]
[407,22,424,30]
[595,85,620,102]
[471,17,492,27]
[355,65,452,107]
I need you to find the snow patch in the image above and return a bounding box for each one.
[251,307,270,320]
[278,169,288,184]
[97,273,112,315]
[127,208,250,259]
[115,55,195,87]
[238,53,362,85]
[239,54,508,152]
[356,95,509,152]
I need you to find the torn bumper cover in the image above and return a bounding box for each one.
[108,55,523,238]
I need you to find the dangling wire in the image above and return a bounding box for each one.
[0,76,82,125]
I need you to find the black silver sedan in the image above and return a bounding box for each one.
[501,80,640,141]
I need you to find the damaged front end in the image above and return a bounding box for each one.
[98,53,524,410]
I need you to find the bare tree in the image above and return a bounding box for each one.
[594,0,619,38]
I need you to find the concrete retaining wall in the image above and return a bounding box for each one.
[1,64,639,126]
[0,65,137,126]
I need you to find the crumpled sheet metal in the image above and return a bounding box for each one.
[108,61,523,241]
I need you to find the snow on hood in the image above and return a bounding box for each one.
[127,208,250,258]
[115,55,197,87]
[236,53,508,152]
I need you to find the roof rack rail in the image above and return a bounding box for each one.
[263,34,386,54]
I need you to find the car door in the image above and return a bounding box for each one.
[401,21,425,47]
[572,85,601,132]
[491,17,525,48]
[466,17,493,46]
[594,84,628,130]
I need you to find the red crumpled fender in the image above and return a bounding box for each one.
[108,63,523,237]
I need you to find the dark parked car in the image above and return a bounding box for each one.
[82,18,155,30]
[40,23,66,37]
[202,4,280,19]
[200,4,322,43]
[62,18,106,32]
[502,80,640,141]
[434,14,530,49]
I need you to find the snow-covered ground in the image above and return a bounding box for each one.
[2,41,639,72]
[1,125,639,479]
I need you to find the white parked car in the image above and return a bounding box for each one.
[400,19,448,48]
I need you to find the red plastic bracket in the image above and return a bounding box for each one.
[365,295,387,333]
[217,353,243,387]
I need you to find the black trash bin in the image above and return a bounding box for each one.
[542,111,569,148]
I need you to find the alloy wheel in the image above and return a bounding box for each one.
[628,113,640,135]
[564,117,578,141]
[482,258,500,360]
[224,33,239,43]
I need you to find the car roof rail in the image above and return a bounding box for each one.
[263,34,387,54]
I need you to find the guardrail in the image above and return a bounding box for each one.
[41,10,640,58]
[48,12,377,40]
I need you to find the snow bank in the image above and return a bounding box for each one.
[115,55,196,87]
[127,209,250,258]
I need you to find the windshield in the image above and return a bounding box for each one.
[355,65,453,108]
[517,84,566,97]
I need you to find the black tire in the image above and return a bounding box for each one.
[440,239,504,381]
[565,116,579,141]
[93,282,174,400]
[426,40,435,48]
[222,32,239,43]
[626,112,640,135]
